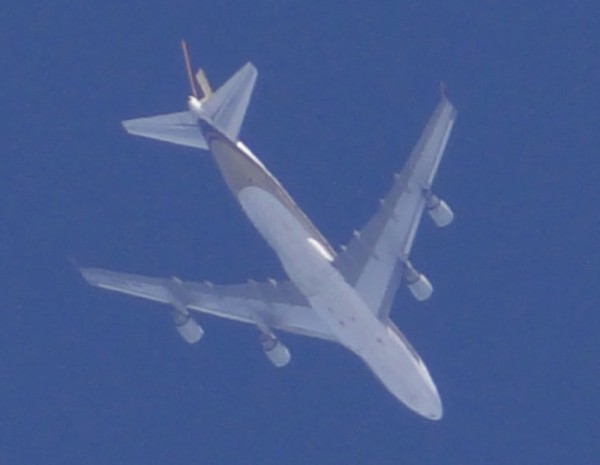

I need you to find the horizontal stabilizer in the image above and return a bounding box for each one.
[122,111,208,149]
[201,62,257,141]
[122,62,257,148]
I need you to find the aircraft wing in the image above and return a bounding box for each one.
[80,267,335,341]
[334,96,457,319]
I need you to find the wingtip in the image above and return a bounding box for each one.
[69,255,83,272]
[69,257,95,285]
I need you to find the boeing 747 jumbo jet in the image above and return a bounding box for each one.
[80,42,458,420]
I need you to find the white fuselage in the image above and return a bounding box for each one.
[206,128,442,420]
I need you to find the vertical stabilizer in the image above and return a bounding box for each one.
[122,42,257,148]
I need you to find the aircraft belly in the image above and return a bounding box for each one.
[238,186,442,419]
[113,60,457,421]
[238,186,333,292]
[307,282,442,419]
[207,136,336,260]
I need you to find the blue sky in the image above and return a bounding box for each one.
[2,1,598,464]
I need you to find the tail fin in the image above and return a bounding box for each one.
[122,44,257,148]
[180,40,213,103]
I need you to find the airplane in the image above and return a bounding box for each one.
[80,41,458,420]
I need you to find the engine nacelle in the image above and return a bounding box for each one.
[426,194,454,227]
[173,312,204,344]
[404,262,433,301]
[407,274,434,301]
[260,334,291,368]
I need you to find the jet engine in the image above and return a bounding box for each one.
[167,277,204,344]
[426,194,454,227]
[404,262,433,301]
[259,333,291,368]
[172,310,204,344]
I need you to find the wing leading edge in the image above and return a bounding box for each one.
[80,267,335,341]
[83,96,454,345]
[334,96,457,319]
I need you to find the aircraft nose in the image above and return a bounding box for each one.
[426,402,443,420]
[422,390,443,420]
[414,362,443,420]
